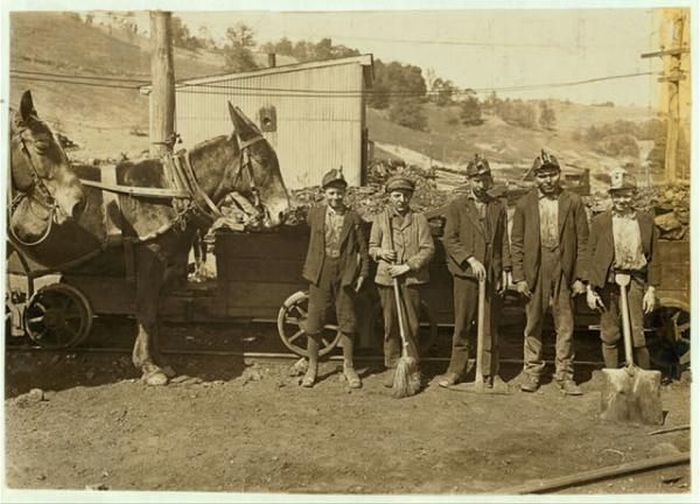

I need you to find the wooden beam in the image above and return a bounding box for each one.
[501,452,690,494]
[149,11,175,157]
[641,47,689,58]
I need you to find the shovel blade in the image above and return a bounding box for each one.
[600,367,663,425]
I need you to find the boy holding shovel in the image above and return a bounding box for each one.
[369,174,435,392]
[585,171,659,370]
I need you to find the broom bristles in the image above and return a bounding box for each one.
[392,356,421,398]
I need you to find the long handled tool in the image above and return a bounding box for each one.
[384,211,420,398]
[446,277,510,395]
[600,273,663,424]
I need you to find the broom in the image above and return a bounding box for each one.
[384,210,420,398]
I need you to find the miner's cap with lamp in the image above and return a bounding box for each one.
[385,174,415,193]
[466,154,492,178]
[321,166,347,189]
[532,149,561,174]
[608,170,638,193]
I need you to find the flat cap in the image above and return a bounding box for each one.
[466,154,491,177]
[321,167,347,189]
[532,149,560,173]
[386,174,415,193]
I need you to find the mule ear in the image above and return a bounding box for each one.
[228,102,260,141]
[19,90,38,123]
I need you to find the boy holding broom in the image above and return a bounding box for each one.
[585,171,658,369]
[369,174,435,395]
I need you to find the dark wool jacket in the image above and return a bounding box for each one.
[510,188,589,289]
[442,195,511,280]
[302,205,370,287]
[584,209,659,289]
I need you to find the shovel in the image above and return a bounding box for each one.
[600,273,663,425]
[446,278,510,395]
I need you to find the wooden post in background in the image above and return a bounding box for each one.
[641,11,688,183]
[149,10,175,157]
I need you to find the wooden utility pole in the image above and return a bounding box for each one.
[149,10,175,157]
[641,12,688,182]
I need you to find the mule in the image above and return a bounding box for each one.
[9,90,86,246]
[8,90,290,385]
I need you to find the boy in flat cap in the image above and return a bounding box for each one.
[301,168,370,388]
[438,155,511,388]
[511,150,588,395]
[369,174,435,388]
[585,171,658,370]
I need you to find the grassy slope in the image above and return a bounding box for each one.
[9,12,225,159]
[367,101,660,186]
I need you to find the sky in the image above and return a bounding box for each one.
[169,9,665,107]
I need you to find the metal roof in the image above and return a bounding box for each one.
[140,54,374,94]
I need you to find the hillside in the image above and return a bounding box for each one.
[367,101,661,192]
[9,12,292,159]
[10,12,663,191]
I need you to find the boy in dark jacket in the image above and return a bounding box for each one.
[301,168,370,388]
[438,155,511,388]
[585,171,658,369]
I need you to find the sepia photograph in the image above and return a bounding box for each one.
[1,0,696,502]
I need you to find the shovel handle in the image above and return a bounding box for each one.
[475,278,486,384]
[618,281,635,367]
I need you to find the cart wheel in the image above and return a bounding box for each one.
[645,299,690,375]
[370,299,438,355]
[23,283,93,348]
[277,291,341,357]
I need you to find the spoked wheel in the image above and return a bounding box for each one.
[23,283,93,348]
[277,290,342,357]
[645,299,690,376]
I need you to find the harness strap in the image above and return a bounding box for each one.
[181,151,223,220]
[80,179,190,199]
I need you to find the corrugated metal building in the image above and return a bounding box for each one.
[156,55,374,189]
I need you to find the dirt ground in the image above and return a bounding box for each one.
[3,320,691,497]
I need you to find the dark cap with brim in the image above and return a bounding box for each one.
[386,174,415,193]
[321,168,347,189]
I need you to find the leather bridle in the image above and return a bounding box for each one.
[8,128,62,246]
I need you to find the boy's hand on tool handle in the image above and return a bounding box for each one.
[571,279,587,296]
[515,280,532,299]
[354,275,365,293]
[389,264,411,277]
[496,270,511,295]
[467,256,486,282]
[586,286,605,311]
[642,286,657,314]
[379,249,396,262]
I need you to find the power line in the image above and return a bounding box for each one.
[10,74,141,90]
[11,69,150,84]
[10,69,657,97]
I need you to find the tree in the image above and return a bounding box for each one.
[223,23,258,72]
[539,101,556,130]
[431,78,457,107]
[459,94,483,126]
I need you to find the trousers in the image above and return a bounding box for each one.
[445,275,500,378]
[306,256,357,335]
[523,246,575,381]
[378,283,421,368]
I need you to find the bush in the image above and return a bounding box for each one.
[495,99,536,129]
[388,99,427,131]
[459,96,483,126]
[595,134,639,157]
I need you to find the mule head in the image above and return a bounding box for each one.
[227,102,290,228]
[10,90,86,225]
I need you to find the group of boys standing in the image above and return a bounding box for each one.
[299,151,659,395]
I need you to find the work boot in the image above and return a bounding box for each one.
[556,378,583,396]
[343,365,362,389]
[383,369,396,388]
[520,374,540,393]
